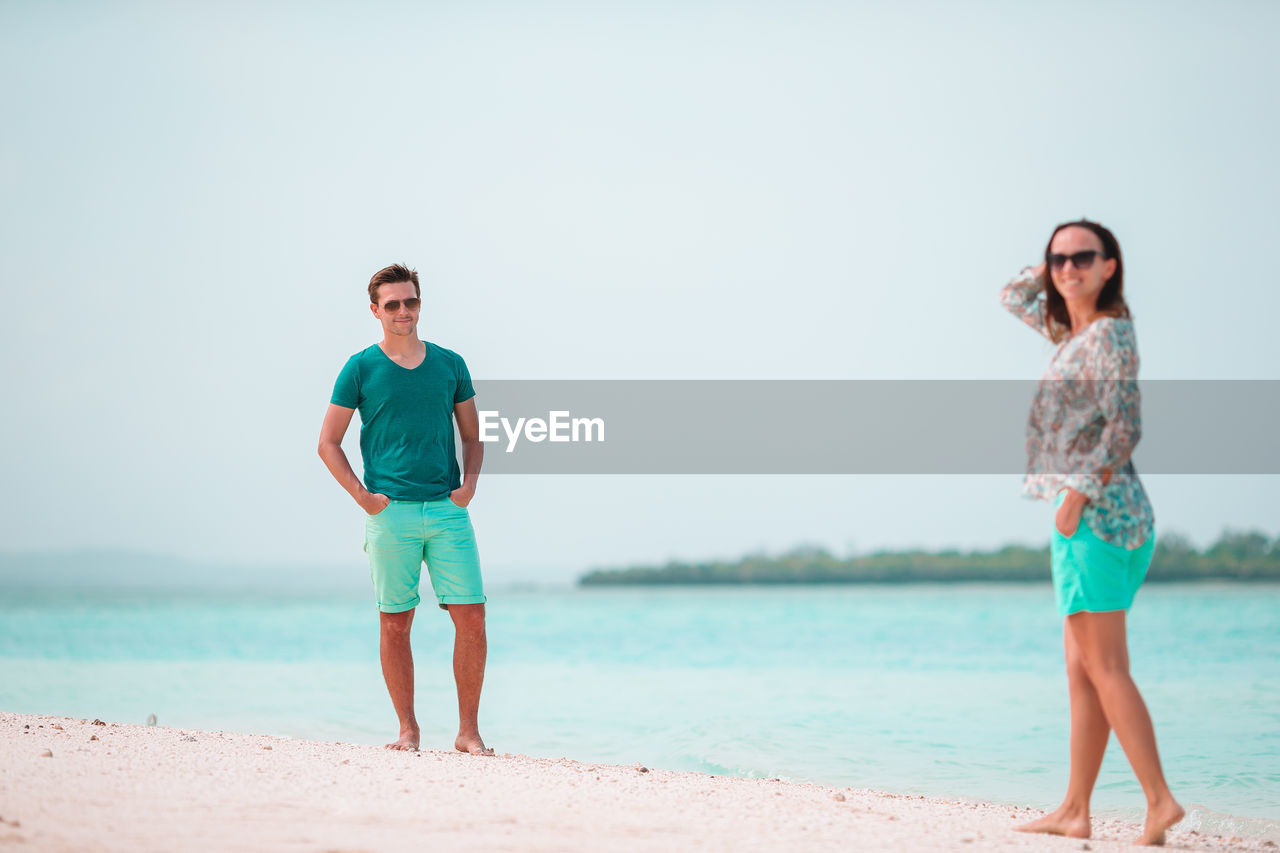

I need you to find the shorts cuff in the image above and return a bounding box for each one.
[1061,602,1131,617]
[378,597,421,613]
[437,594,487,606]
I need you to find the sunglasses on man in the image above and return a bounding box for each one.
[1048,250,1107,272]
[380,297,421,312]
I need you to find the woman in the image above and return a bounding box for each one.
[1000,220,1183,846]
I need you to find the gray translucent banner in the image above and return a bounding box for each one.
[468,380,1280,474]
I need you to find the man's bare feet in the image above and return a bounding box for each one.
[1138,798,1185,846]
[454,731,494,756]
[385,725,420,751]
[1014,805,1091,839]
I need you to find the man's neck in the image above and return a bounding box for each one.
[380,334,426,360]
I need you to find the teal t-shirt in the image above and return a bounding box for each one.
[330,342,475,502]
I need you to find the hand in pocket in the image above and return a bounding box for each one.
[362,492,391,516]
[1055,493,1083,537]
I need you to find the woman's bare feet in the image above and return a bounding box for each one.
[1138,797,1185,846]
[385,725,420,751]
[1014,805,1091,839]
[455,730,494,756]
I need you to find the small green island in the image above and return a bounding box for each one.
[579,530,1280,586]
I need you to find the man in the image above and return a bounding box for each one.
[318,263,492,755]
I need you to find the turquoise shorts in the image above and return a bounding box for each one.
[1050,492,1154,617]
[363,498,486,613]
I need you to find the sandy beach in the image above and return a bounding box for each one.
[0,712,1268,852]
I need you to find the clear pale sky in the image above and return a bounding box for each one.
[2,1,1277,583]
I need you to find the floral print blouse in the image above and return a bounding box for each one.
[1001,267,1155,549]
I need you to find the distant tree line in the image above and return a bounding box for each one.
[578,530,1280,586]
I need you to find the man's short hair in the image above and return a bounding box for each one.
[368,264,421,305]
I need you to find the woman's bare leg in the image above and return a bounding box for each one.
[1016,620,1108,839]
[1068,610,1183,845]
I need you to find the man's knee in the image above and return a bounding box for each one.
[380,609,414,637]
[449,603,486,633]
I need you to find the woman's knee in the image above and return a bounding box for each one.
[1066,612,1130,681]
[1080,650,1130,686]
[1065,653,1092,685]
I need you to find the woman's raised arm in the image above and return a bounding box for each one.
[999,262,1052,339]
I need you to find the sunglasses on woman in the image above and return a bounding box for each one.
[1048,250,1106,272]
[380,297,421,312]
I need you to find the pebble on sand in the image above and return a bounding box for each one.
[40,750,52,758]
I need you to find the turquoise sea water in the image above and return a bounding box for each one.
[2,582,1277,839]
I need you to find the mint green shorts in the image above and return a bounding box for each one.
[1050,492,1154,617]
[363,498,486,613]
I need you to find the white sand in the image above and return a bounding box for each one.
[0,712,1266,852]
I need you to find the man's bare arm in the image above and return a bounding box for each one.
[450,398,483,508]
[318,403,389,515]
